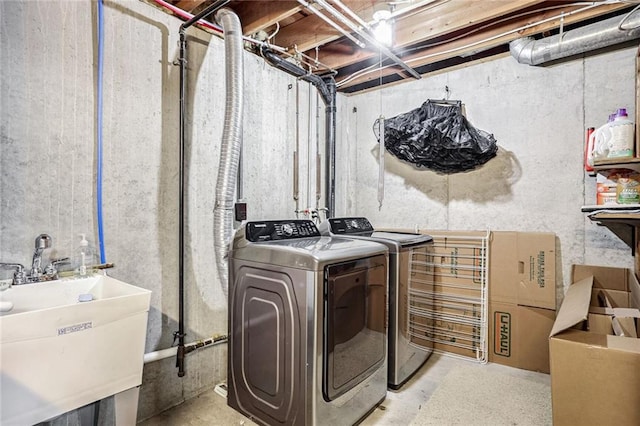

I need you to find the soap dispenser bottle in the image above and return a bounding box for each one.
[74,234,96,277]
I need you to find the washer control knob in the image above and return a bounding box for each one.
[350,219,360,229]
[281,223,294,236]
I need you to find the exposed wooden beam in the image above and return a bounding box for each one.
[174,0,207,13]
[314,0,547,71]
[337,2,630,90]
[272,14,351,53]
[273,1,385,53]
[231,1,303,35]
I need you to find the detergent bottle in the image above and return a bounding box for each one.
[587,114,615,166]
[607,108,635,159]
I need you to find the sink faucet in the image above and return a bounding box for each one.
[1,234,69,286]
[30,234,52,281]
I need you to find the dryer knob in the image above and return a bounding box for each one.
[350,219,360,229]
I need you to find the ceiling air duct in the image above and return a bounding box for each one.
[510,11,640,66]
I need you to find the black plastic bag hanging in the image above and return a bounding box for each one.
[377,100,498,173]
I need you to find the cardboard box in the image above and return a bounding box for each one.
[490,231,556,310]
[549,265,640,426]
[488,302,556,373]
[487,231,557,372]
[392,229,557,369]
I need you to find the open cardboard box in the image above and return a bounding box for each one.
[549,265,640,426]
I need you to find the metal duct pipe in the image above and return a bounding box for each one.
[260,46,333,105]
[510,12,640,66]
[213,8,244,298]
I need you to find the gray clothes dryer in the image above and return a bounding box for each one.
[228,219,389,425]
[318,217,434,390]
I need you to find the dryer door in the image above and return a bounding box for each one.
[323,254,387,401]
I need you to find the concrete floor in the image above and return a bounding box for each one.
[140,353,551,425]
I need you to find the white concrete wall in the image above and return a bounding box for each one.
[0,0,321,422]
[337,45,638,301]
[1,0,637,422]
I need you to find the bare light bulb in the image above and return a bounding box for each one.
[372,9,391,22]
[372,8,393,46]
[374,18,393,46]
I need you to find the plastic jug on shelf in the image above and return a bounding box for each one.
[586,114,615,166]
[607,108,635,159]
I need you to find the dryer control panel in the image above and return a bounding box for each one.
[326,217,374,235]
[246,220,320,242]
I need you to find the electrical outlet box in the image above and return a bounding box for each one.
[235,202,247,221]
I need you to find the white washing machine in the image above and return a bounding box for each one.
[228,219,389,425]
[319,217,434,389]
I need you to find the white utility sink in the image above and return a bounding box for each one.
[0,274,151,426]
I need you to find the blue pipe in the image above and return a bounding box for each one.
[97,0,106,263]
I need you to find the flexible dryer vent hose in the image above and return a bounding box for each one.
[213,8,243,298]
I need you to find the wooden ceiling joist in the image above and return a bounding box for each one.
[311,0,547,71]
[156,0,634,93]
[174,0,208,13]
[232,1,303,36]
[336,2,631,90]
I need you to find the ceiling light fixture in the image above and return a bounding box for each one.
[373,5,394,46]
[300,0,420,79]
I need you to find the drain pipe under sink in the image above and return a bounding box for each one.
[144,334,229,364]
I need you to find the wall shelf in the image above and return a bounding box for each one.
[582,206,640,252]
[593,157,640,172]
[584,45,640,256]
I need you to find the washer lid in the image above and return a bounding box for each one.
[319,217,433,248]
[369,231,433,246]
[231,220,389,270]
[231,236,388,270]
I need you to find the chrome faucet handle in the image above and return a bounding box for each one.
[0,263,27,286]
[44,257,70,279]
